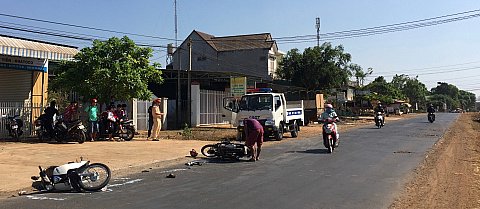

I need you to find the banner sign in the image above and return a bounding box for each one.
[0,54,47,72]
[230,77,246,99]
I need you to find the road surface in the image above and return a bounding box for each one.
[0,113,457,209]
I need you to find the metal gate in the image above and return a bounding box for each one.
[200,89,229,125]
[0,102,43,138]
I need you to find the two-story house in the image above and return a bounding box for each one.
[171,30,284,81]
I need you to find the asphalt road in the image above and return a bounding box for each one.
[1,113,458,209]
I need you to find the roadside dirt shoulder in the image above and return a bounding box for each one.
[390,112,480,209]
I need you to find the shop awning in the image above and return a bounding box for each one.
[0,35,78,61]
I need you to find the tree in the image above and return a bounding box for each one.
[277,42,352,91]
[349,64,372,86]
[51,36,163,104]
[363,76,404,104]
[391,74,428,108]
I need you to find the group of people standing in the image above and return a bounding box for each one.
[43,98,129,142]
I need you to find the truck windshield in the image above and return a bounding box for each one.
[239,95,273,111]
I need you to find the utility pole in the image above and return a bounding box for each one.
[316,17,320,47]
[187,38,192,127]
[174,0,182,129]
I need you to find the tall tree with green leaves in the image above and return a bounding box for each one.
[277,42,352,91]
[391,74,428,107]
[51,36,163,104]
[363,76,405,104]
[349,64,372,86]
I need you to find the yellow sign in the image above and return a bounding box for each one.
[230,77,246,99]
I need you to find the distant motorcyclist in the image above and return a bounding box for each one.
[374,102,386,125]
[319,104,340,145]
[427,104,436,121]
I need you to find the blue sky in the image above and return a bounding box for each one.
[1,0,479,98]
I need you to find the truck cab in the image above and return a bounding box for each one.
[224,89,304,141]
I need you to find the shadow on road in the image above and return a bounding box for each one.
[287,149,330,154]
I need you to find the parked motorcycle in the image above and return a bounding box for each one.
[31,159,111,192]
[375,112,384,128]
[201,140,252,160]
[42,117,87,144]
[2,114,23,141]
[321,118,338,153]
[34,114,51,142]
[428,113,435,123]
[97,118,135,141]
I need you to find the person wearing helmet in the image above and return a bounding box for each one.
[319,104,340,146]
[85,98,99,141]
[374,102,386,125]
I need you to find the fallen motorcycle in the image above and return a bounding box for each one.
[201,140,252,160]
[31,159,111,192]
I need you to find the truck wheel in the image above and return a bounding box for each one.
[275,124,284,141]
[291,122,298,138]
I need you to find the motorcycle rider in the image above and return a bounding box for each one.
[427,103,436,120]
[319,104,340,146]
[374,102,386,125]
[243,118,264,162]
[43,100,59,138]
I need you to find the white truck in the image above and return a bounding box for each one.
[224,89,304,141]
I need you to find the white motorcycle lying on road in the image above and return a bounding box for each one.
[31,159,111,192]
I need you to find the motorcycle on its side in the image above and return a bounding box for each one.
[201,140,252,160]
[31,159,111,192]
[2,114,24,141]
[428,113,435,123]
[321,118,339,154]
[375,112,384,128]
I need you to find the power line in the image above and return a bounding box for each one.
[0,12,177,41]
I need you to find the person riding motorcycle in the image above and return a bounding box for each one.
[427,104,436,120]
[374,102,386,125]
[319,104,340,146]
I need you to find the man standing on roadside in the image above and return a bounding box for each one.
[85,98,99,142]
[243,118,264,162]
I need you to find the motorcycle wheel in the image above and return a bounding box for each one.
[74,130,86,144]
[121,127,135,141]
[201,145,217,157]
[328,138,333,153]
[37,129,44,142]
[77,163,111,191]
[11,130,19,141]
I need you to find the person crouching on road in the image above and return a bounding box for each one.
[244,118,264,162]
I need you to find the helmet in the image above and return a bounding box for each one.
[91,98,98,103]
[325,104,333,109]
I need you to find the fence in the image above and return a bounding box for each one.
[199,89,230,125]
[0,102,43,139]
